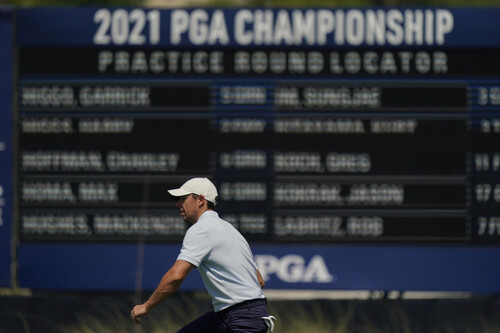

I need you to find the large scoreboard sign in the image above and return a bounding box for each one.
[12,8,500,292]
[0,8,13,288]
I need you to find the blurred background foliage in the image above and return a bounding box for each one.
[1,0,499,7]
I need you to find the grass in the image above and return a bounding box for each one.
[57,295,500,333]
[60,301,355,333]
[2,292,500,333]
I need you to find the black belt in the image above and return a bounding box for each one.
[218,298,266,317]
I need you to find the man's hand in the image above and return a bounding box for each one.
[131,304,148,324]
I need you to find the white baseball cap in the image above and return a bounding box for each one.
[168,177,218,205]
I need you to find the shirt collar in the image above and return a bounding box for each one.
[198,210,218,221]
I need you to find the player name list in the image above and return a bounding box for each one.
[17,47,500,243]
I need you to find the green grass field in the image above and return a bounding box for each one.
[2,291,500,332]
[52,293,500,333]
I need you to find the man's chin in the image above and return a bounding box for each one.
[181,215,194,225]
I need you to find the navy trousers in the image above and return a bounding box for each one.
[176,298,269,333]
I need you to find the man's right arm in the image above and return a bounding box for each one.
[131,260,194,324]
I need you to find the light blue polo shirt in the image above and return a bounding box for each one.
[177,210,265,312]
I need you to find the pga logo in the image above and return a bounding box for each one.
[255,254,336,283]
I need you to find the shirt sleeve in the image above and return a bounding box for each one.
[177,224,211,267]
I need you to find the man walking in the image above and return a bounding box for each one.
[131,177,275,332]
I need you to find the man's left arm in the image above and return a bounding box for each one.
[131,260,194,324]
[257,269,265,289]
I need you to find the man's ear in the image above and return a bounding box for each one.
[197,195,206,208]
